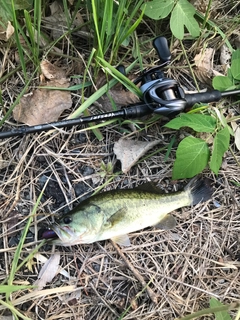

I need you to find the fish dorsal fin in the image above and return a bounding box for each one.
[154,214,176,230]
[111,234,131,246]
[105,207,128,228]
[135,182,164,194]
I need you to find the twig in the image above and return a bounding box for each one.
[111,240,158,305]
[89,282,120,317]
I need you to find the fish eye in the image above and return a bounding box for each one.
[63,216,72,224]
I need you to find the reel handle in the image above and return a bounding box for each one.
[153,36,171,63]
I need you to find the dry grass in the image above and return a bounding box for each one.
[0,117,239,319]
[0,2,240,319]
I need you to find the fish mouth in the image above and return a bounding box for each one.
[40,228,58,239]
[41,224,75,243]
[41,224,90,246]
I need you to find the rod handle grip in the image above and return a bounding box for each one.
[185,90,222,107]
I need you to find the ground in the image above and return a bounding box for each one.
[0,1,240,319]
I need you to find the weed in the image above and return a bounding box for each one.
[0,188,46,319]
[99,161,114,179]
[90,0,144,66]
[213,49,240,91]
[177,297,240,320]
[165,48,240,179]
[142,0,200,39]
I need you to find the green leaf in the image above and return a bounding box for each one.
[173,136,210,179]
[231,49,240,80]
[209,298,232,320]
[142,0,174,20]
[0,0,32,23]
[212,75,233,91]
[0,285,32,294]
[210,127,230,175]
[170,0,200,40]
[165,113,216,133]
[6,0,32,10]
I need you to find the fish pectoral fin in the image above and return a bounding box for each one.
[105,207,128,228]
[111,234,131,247]
[154,214,176,230]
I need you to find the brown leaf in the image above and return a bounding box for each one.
[42,0,86,40]
[34,253,60,290]
[220,44,231,68]
[98,87,140,112]
[113,138,161,173]
[40,60,69,85]
[194,48,215,71]
[0,21,14,41]
[194,48,215,85]
[96,72,140,112]
[13,60,72,125]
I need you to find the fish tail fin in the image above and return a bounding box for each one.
[184,177,213,206]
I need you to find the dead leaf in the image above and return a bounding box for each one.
[34,252,60,290]
[98,88,140,112]
[13,60,72,125]
[34,253,73,279]
[114,138,161,173]
[194,48,215,85]
[96,72,140,112]
[0,21,14,41]
[40,60,69,84]
[43,1,67,40]
[194,47,225,85]
[220,44,231,68]
[42,0,86,40]
[194,48,214,71]
[231,121,240,151]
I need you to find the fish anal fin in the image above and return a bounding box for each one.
[111,234,131,247]
[154,214,176,230]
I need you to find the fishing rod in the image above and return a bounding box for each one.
[0,36,240,140]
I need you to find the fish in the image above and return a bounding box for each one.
[41,177,212,247]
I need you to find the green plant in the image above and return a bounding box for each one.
[165,112,232,179]
[90,0,144,66]
[164,45,240,179]
[0,187,46,319]
[210,297,232,320]
[99,161,114,178]
[142,0,234,47]
[142,0,200,39]
[0,0,32,25]
[23,0,42,67]
[177,297,240,320]
[213,49,240,91]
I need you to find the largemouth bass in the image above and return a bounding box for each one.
[42,177,212,246]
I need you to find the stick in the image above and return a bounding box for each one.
[111,241,158,305]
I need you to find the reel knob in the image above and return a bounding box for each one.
[153,37,171,63]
